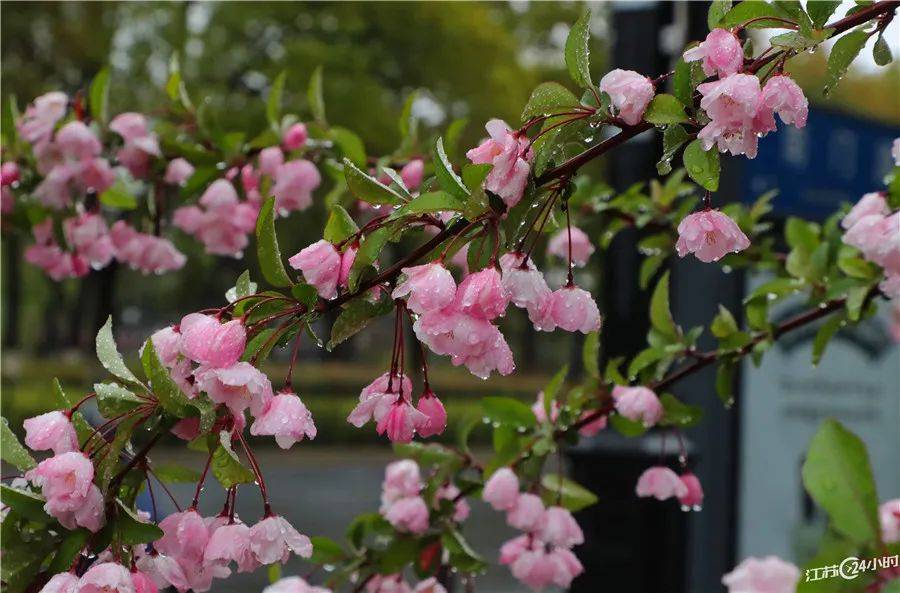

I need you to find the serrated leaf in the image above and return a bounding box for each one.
[565,11,593,88]
[212,431,256,488]
[824,30,869,96]
[96,316,142,386]
[344,158,406,206]
[308,65,326,125]
[256,197,294,287]
[481,396,536,428]
[142,338,191,417]
[683,139,720,191]
[433,137,469,200]
[392,191,465,220]
[95,382,146,417]
[0,419,36,471]
[327,298,393,350]
[521,82,579,120]
[807,0,840,27]
[659,393,703,427]
[89,67,110,125]
[769,31,820,50]
[323,205,359,244]
[644,94,688,125]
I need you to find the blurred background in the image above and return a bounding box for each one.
[2,2,898,592]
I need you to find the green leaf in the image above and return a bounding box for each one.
[720,1,793,28]
[348,225,391,291]
[378,536,421,573]
[1,418,36,471]
[328,298,393,350]
[801,419,881,545]
[807,0,840,27]
[659,393,703,427]
[672,59,695,106]
[769,31,820,51]
[151,463,203,483]
[481,396,536,428]
[650,271,680,341]
[392,191,465,218]
[99,182,138,210]
[330,126,366,167]
[266,71,286,130]
[609,413,648,437]
[873,33,893,66]
[310,536,346,564]
[565,11,593,88]
[657,125,689,175]
[255,197,294,288]
[398,89,419,150]
[639,254,665,289]
[785,217,820,251]
[142,338,191,417]
[89,67,110,125]
[683,139,720,191]
[115,500,164,545]
[715,362,735,405]
[442,528,488,573]
[462,163,492,194]
[582,331,600,378]
[96,316,142,386]
[540,473,598,511]
[308,65,326,124]
[711,305,740,338]
[542,365,568,420]
[344,158,406,206]
[97,413,141,488]
[323,205,359,244]
[812,314,844,365]
[95,382,146,417]
[521,82,579,120]
[212,430,256,489]
[48,529,90,573]
[845,284,870,322]
[644,94,688,125]
[708,0,733,29]
[0,484,48,522]
[433,137,469,200]
[824,30,869,96]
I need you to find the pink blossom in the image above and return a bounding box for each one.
[455,268,509,320]
[55,121,102,160]
[156,509,211,564]
[722,556,800,593]
[436,484,471,522]
[25,243,89,280]
[599,69,655,126]
[539,506,584,548]
[134,552,191,593]
[612,385,664,427]
[259,147,285,177]
[507,493,545,532]
[415,390,447,438]
[251,392,317,448]
[23,410,78,455]
[537,285,602,334]
[499,534,531,565]
[172,206,204,234]
[199,179,239,208]
[272,160,321,214]
[761,75,808,128]
[264,576,332,593]
[195,362,273,416]
[283,123,309,151]
[392,262,457,314]
[53,483,105,532]
[499,252,552,324]
[577,410,608,437]
[376,400,428,443]
[683,29,744,77]
[33,164,77,209]
[110,221,186,275]
[366,575,413,593]
[400,159,424,190]
[678,472,704,508]
[547,227,594,267]
[348,373,412,428]
[26,451,94,511]
[382,460,423,504]
[882,273,900,301]
[384,495,430,533]
[77,562,134,593]
[64,212,115,269]
[165,158,195,185]
[466,119,533,209]
[1,161,19,186]
[505,541,583,590]
[696,74,766,158]
[1,186,15,214]
[483,467,520,511]
[110,113,160,178]
[204,522,260,573]
[881,498,900,543]
[38,572,80,593]
[249,515,313,564]
[414,308,515,379]
[130,571,159,593]
[676,209,750,263]
[289,240,341,299]
[635,466,688,500]
[18,91,68,146]
[179,313,246,368]
[842,192,889,230]
[339,244,358,288]
[532,391,560,425]
[413,577,447,593]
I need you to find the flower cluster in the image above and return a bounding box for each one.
[347,373,445,443]
[39,562,157,593]
[290,239,356,300]
[841,191,900,300]
[466,119,533,209]
[378,460,469,535]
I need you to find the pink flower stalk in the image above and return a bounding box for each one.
[881,498,900,543]
[547,226,595,267]
[761,75,808,128]
[612,385,664,427]
[204,522,260,573]
[678,472,704,508]
[376,400,428,443]
[676,209,750,263]
[455,268,510,320]
[38,572,80,593]
[413,308,515,379]
[483,467,520,511]
[683,29,744,77]
[400,158,424,190]
[63,213,115,270]
[23,410,78,454]
[1,161,19,186]
[635,466,688,500]
[507,493,546,532]
[532,391,560,425]
[539,506,584,548]
[383,495,430,534]
[18,91,68,146]
[251,392,317,448]
[282,123,309,151]
[289,240,342,299]
[382,460,423,505]
[466,119,533,209]
[577,410,608,437]
[415,389,447,438]
[499,252,551,317]
[348,372,413,428]
[842,192,889,230]
[195,362,273,416]
[722,557,800,593]
[248,515,313,564]
[259,147,285,177]
[26,451,94,511]
[391,262,457,315]
[272,160,321,214]
[599,69,655,126]
[77,562,134,593]
[179,313,246,368]
[109,221,186,274]
[264,576,333,593]
[165,158,195,185]
[536,285,602,334]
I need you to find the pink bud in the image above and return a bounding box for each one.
[635,466,688,501]
[383,459,423,502]
[612,385,664,427]
[259,146,285,177]
[289,240,342,299]
[506,492,545,532]
[547,226,595,267]
[1,161,20,186]
[23,410,78,455]
[250,392,317,449]
[483,467,520,511]
[499,252,551,315]
[761,75,808,128]
[399,159,424,190]
[842,192,888,230]
[272,160,321,214]
[249,515,313,564]
[466,119,532,209]
[392,262,457,314]
[282,123,309,151]
[678,472,704,508]
[339,244,358,288]
[384,495,430,534]
[540,285,602,334]
[376,401,428,443]
[683,28,744,78]
[78,562,133,593]
[179,313,246,368]
[456,268,509,320]
[164,158,195,186]
[599,69,655,126]
[194,362,273,417]
[538,506,584,548]
[577,410,608,437]
[415,390,447,438]
[879,498,900,544]
[676,209,750,263]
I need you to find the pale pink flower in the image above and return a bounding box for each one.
[455,268,509,320]
[165,158,195,185]
[413,577,447,593]
[499,252,551,316]
[1,161,19,186]
[53,483,105,532]
[18,91,68,146]
[249,515,313,564]
[110,113,160,178]
[272,160,321,214]
[1,186,15,214]
[172,206,205,234]
[880,498,900,543]
[612,385,664,427]
[134,552,191,593]
[761,75,808,128]
[251,393,317,448]
[696,74,766,158]
[415,389,447,438]
[33,164,77,209]
[179,313,246,368]
[199,179,239,209]
[195,362,273,416]
[264,576,332,593]
[413,308,515,379]
[577,410,608,437]
[63,212,115,269]
[259,147,285,177]
[366,575,413,593]
[339,244,358,288]
[483,467,520,511]
[204,522,260,573]
[110,221,186,274]
[507,493,545,532]
[599,69,655,126]
[392,262,457,314]
[348,373,412,428]
[436,484,471,522]
[384,495,430,534]
[77,562,134,593]
[156,509,211,564]
[466,119,533,209]
[532,391,560,425]
[38,572,80,593]
[507,544,583,590]
[23,410,78,454]
[537,285,602,334]
[679,472,704,508]
[25,451,94,511]
[676,209,750,263]
[499,534,531,565]
[400,159,424,190]
[547,227,594,267]
[382,460,422,505]
[130,571,158,593]
[147,326,182,367]
[683,29,744,77]
[289,240,341,299]
[635,466,688,500]
[282,123,309,151]
[722,556,800,593]
[56,121,102,160]
[882,273,900,300]
[842,192,889,230]
[376,400,428,443]
[860,212,900,274]
[539,506,584,548]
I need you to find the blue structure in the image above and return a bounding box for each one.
[742,108,899,220]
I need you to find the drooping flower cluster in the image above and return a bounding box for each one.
[173,178,261,258]
[39,562,157,593]
[676,209,750,263]
[466,119,534,209]
[841,191,900,300]
[598,69,656,126]
[379,460,431,534]
[365,575,447,593]
[24,450,105,532]
[347,372,446,443]
[289,239,357,300]
[635,466,704,510]
[483,468,584,591]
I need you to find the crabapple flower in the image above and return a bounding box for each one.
[204,522,260,573]
[547,227,594,267]
[179,313,246,368]
[696,74,770,158]
[77,562,134,593]
[501,537,583,591]
[251,392,317,448]
[599,69,655,126]
[400,158,424,190]
[53,483,105,532]
[249,515,313,564]
[466,119,533,209]
[130,571,159,593]
[413,578,447,593]
[63,213,115,270]
[499,252,551,316]
[537,285,602,334]
[577,410,608,437]
[539,506,584,548]
[18,91,67,146]
[376,400,428,443]
[612,385,664,427]
[56,121,102,160]
[415,389,447,438]
[392,262,457,315]
[165,158,195,185]
[156,509,211,564]
[348,372,413,428]
[456,267,509,320]
[382,460,423,502]
[259,147,285,177]
[436,483,471,522]
[1,161,19,186]
[26,451,94,511]
[283,123,309,151]
[195,362,273,416]
[23,410,78,454]
[683,29,743,77]
[289,240,341,299]
[38,572,80,593]
[264,576,332,593]
[272,160,321,214]
[366,575,413,593]
[413,308,515,379]
[635,466,688,501]
[676,209,750,263]
[678,472,704,509]
[761,76,808,128]
[384,495,430,534]
[110,221,186,274]
[722,556,800,593]
[110,112,161,178]
[483,467,520,511]
[881,499,900,543]
[507,493,545,532]
[841,192,888,230]
[532,391,560,425]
